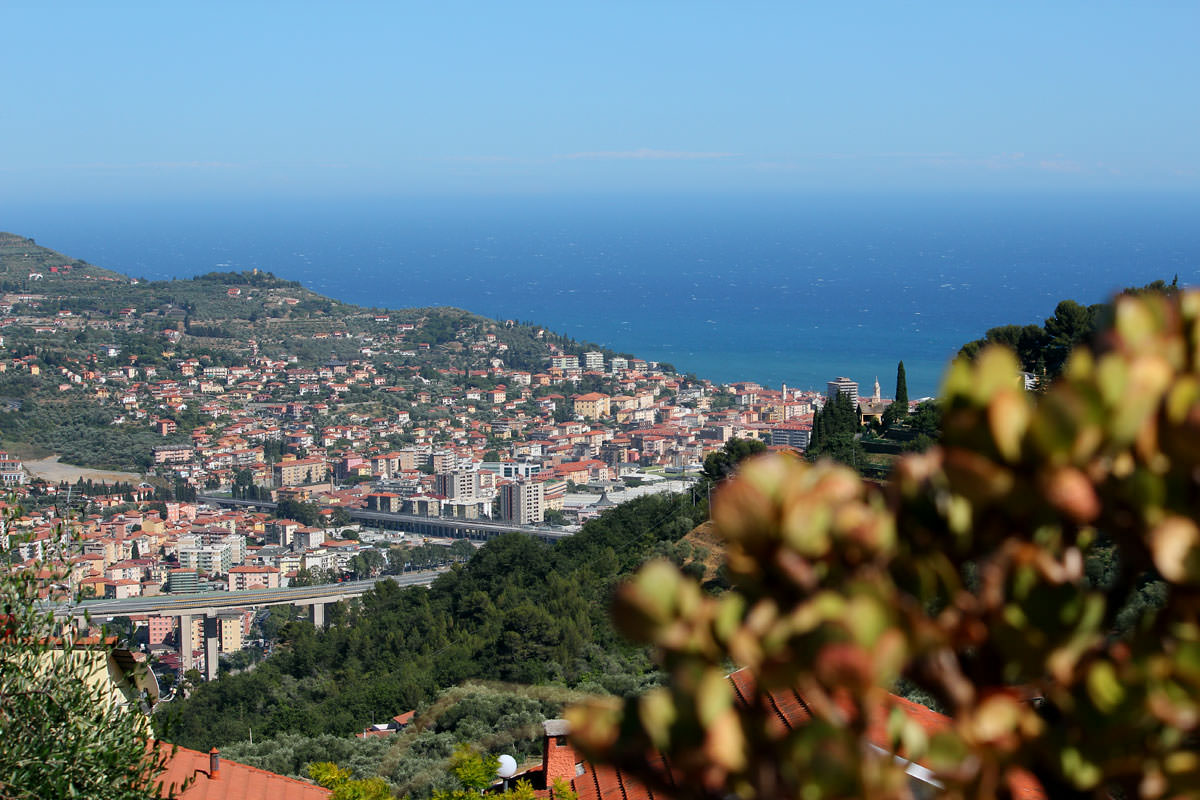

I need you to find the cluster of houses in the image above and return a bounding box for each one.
[2,280,913,677]
[2,489,384,671]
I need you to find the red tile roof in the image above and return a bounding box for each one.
[562,668,1047,800]
[155,744,331,799]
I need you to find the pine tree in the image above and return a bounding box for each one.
[894,361,909,417]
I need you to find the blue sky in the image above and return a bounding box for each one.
[3,2,1198,202]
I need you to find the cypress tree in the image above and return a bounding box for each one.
[809,407,825,453]
[894,361,909,417]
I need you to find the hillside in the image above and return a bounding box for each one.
[0,233,641,472]
[154,491,707,752]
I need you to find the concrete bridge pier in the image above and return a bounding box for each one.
[309,602,326,628]
[203,613,220,682]
[178,613,194,672]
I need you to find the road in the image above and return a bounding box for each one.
[48,569,445,619]
[196,495,575,541]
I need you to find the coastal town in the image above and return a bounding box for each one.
[0,233,909,686]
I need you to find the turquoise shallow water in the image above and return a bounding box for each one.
[7,192,1200,398]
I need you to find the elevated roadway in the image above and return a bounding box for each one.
[54,569,444,619]
[50,569,444,681]
[196,495,573,542]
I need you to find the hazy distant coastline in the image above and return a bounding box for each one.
[10,193,1199,397]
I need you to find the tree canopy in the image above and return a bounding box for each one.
[155,490,706,752]
[893,360,908,414]
[701,438,767,484]
[807,390,865,467]
[0,525,167,798]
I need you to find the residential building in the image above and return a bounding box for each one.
[178,543,233,576]
[572,392,611,420]
[166,568,199,594]
[293,527,325,551]
[152,444,194,465]
[228,564,281,591]
[826,376,859,406]
[769,423,811,451]
[155,745,332,799]
[500,480,544,525]
[550,355,580,370]
[0,451,25,485]
[218,613,244,653]
[435,469,480,501]
[273,456,328,487]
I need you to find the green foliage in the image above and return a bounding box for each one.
[222,731,392,782]
[309,761,392,800]
[893,360,908,413]
[227,683,585,800]
[449,744,499,791]
[0,398,180,471]
[700,437,767,484]
[276,498,321,526]
[807,391,865,468]
[155,491,704,752]
[551,777,578,800]
[0,522,167,799]
[958,281,1178,380]
[573,290,1200,800]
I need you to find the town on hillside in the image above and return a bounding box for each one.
[0,234,922,691]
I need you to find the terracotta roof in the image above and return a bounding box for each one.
[562,668,1047,800]
[155,744,331,799]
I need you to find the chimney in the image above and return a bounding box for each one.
[209,748,220,780]
[542,719,580,785]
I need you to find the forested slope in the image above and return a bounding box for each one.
[155,491,706,750]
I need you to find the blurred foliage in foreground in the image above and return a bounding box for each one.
[570,290,1200,800]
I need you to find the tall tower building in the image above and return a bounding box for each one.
[826,376,859,406]
[500,480,544,525]
[435,469,479,501]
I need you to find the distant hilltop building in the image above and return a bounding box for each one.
[826,376,859,406]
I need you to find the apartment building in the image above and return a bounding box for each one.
[500,480,544,525]
[826,376,859,406]
[273,456,328,487]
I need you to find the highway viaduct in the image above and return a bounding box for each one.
[196,495,575,543]
[49,570,444,682]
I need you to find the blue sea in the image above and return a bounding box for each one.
[6,193,1199,398]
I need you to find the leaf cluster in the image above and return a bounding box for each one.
[571,290,1200,800]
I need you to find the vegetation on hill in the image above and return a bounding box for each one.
[155,491,706,753]
[222,683,585,798]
